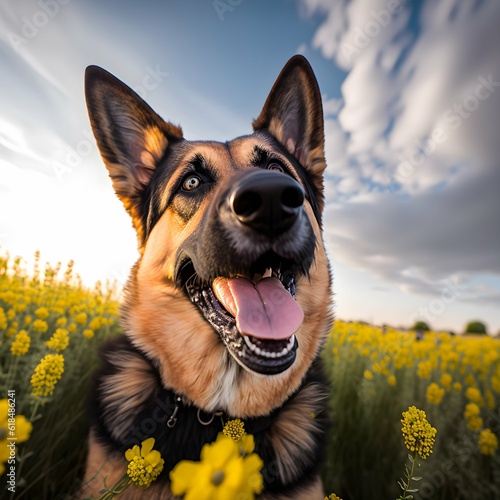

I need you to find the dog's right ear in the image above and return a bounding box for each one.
[85,66,183,239]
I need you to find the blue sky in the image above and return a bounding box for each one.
[0,0,499,333]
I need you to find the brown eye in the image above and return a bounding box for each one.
[182,174,202,191]
[267,162,284,173]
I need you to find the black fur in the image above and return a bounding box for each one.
[89,335,329,496]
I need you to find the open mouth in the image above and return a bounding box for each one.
[182,253,302,375]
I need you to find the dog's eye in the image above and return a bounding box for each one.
[267,163,284,173]
[182,175,202,191]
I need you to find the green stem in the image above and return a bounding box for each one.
[96,474,132,499]
[5,352,19,389]
[29,399,41,422]
[401,453,417,500]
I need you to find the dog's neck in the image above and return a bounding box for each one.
[161,386,279,435]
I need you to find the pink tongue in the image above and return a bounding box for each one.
[212,276,303,340]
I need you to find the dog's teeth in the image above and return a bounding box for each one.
[244,334,296,359]
[244,335,256,351]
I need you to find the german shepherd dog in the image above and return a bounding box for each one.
[82,55,333,499]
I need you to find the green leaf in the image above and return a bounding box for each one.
[412,476,422,481]
[408,453,414,463]
[407,489,419,493]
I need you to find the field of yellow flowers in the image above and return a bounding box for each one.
[323,321,500,499]
[1,251,499,499]
[0,251,120,499]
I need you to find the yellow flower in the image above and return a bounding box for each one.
[68,323,77,333]
[426,383,445,405]
[440,373,452,390]
[478,429,498,456]
[74,312,87,326]
[453,382,462,392]
[170,433,263,500]
[466,415,484,431]
[401,406,437,460]
[125,437,164,489]
[45,328,69,352]
[32,319,48,333]
[88,316,102,330]
[83,329,94,339]
[24,315,32,326]
[364,370,374,381]
[10,330,31,356]
[417,361,432,379]
[0,308,7,330]
[387,374,397,386]
[223,419,246,443]
[325,495,343,500]
[465,387,483,405]
[34,306,49,319]
[0,399,32,474]
[30,354,65,397]
[485,390,495,410]
[55,317,68,327]
[491,376,500,394]
[464,402,480,420]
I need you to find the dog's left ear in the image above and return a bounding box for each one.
[253,55,326,212]
[85,65,184,243]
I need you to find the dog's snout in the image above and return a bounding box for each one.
[229,170,305,236]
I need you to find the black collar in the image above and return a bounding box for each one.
[164,389,279,435]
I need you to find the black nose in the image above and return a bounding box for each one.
[229,170,305,236]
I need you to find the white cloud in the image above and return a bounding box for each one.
[303,0,500,328]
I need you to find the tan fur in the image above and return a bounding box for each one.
[81,432,130,499]
[268,382,329,484]
[122,137,332,417]
[100,351,158,440]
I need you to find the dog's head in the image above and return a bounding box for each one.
[85,56,332,416]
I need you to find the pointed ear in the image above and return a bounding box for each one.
[85,65,183,240]
[253,55,326,213]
